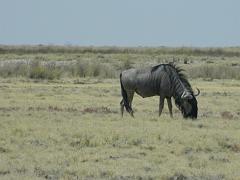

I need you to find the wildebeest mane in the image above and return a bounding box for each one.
[151,63,193,92]
[169,63,193,92]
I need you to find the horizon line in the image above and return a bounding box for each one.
[1,44,240,49]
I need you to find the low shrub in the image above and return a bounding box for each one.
[187,64,240,80]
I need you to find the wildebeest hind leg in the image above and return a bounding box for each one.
[120,99,124,117]
[159,96,165,117]
[167,98,173,118]
[127,91,135,117]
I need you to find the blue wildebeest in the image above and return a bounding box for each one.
[120,63,200,119]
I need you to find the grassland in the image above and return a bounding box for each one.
[0,77,239,180]
[0,46,240,179]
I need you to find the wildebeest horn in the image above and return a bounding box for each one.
[194,88,200,96]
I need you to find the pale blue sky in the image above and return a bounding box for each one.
[0,0,239,47]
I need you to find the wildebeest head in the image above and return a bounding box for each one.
[176,88,200,119]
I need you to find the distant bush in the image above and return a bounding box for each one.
[0,45,240,80]
[73,61,116,78]
[0,59,239,80]
[122,59,133,69]
[0,59,117,80]
[187,64,240,80]
[29,61,62,80]
[0,61,28,78]
[0,60,62,80]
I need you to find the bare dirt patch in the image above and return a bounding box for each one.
[0,107,20,112]
[0,147,10,153]
[82,106,118,114]
[27,105,117,114]
[0,170,10,176]
[221,111,234,120]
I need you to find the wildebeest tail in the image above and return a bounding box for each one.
[120,73,133,113]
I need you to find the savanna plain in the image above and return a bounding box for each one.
[0,46,240,180]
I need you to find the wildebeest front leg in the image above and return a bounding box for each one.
[159,96,165,117]
[167,98,173,118]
